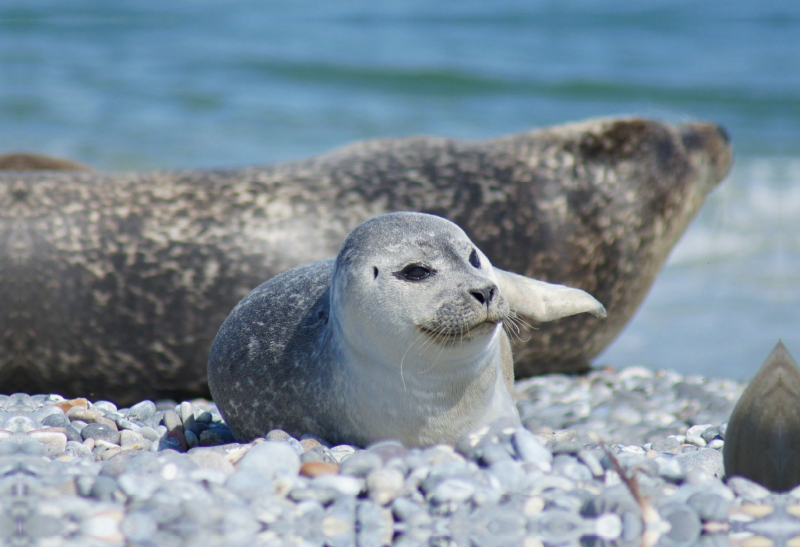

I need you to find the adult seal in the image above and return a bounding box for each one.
[208,213,606,446]
[0,117,732,405]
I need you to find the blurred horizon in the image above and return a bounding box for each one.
[3,0,799,379]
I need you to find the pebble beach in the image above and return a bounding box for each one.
[1,365,794,547]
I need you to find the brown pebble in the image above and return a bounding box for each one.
[300,438,322,451]
[83,438,96,451]
[300,462,340,477]
[54,398,89,413]
[168,429,188,452]
[66,407,101,421]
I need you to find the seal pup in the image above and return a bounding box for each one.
[0,117,730,404]
[723,341,800,492]
[208,212,606,446]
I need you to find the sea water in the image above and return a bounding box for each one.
[2,0,798,380]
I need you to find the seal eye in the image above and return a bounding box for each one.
[469,249,481,268]
[400,265,431,281]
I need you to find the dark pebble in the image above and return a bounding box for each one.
[81,423,121,444]
[64,425,83,443]
[42,413,70,428]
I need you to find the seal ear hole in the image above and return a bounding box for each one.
[373,267,379,279]
[469,249,481,268]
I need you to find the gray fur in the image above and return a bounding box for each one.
[208,212,605,446]
[0,117,731,404]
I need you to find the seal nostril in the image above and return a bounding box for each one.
[470,286,494,306]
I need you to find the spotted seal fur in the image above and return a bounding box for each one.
[0,117,732,404]
[208,212,606,446]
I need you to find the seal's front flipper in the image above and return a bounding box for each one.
[494,269,607,322]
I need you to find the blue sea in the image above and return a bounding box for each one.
[3,0,799,381]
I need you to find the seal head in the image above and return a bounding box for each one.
[209,212,605,447]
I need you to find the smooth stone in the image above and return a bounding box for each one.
[41,413,70,428]
[511,429,553,465]
[81,423,121,445]
[283,437,305,456]
[300,445,338,466]
[65,440,92,456]
[127,400,157,422]
[28,429,68,457]
[139,426,161,443]
[198,425,236,445]
[300,462,340,477]
[196,411,213,424]
[701,426,721,443]
[119,430,149,450]
[428,478,475,505]
[4,416,38,433]
[161,409,183,432]
[93,401,118,413]
[329,445,358,464]
[726,476,771,499]
[0,434,47,455]
[116,419,142,432]
[180,402,197,434]
[188,451,235,475]
[654,456,687,483]
[366,467,405,505]
[28,405,64,423]
[184,429,199,449]
[718,422,727,439]
[686,492,733,521]
[99,447,123,461]
[70,420,88,432]
[657,503,701,547]
[549,441,583,455]
[685,435,707,447]
[534,510,586,542]
[356,501,394,547]
[224,470,276,499]
[237,441,301,480]
[610,405,643,426]
[266,429,291,442]
[340,451,383,478]
[552,454,593,481]
[64,425,82,442]
[651,437,681,453]
[707,439,724,449]
[66,406,104,422]
[167,430,188,451]
[577,450,605,478]
[310,475,364,497]
[675,448,723,478]
[686,424,712,438]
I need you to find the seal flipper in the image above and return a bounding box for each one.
[494,269,607,322]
